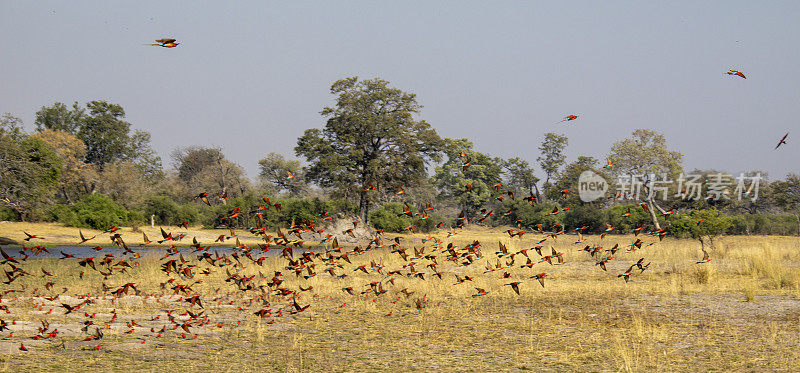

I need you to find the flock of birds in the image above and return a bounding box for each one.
[1,157,718,353]
[0,36,779,354]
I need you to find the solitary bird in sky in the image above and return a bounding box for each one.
[775,133,788,150]
[555,115,579,124]
[726,69,745,79]
[150,38,179,48]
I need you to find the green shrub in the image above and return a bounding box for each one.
[370,203,414,233]
[769,214,799,235]
[751,214,769,234]
[41,204,76,224]
[143,196,199,226]
[668,208,731,239]
[497,199,563,229]
[562,205,606,233]
[197,194,264,228]
[55,193,135,230]
[368,203,445,233]
[705,213,797,236]
[604,204,654,235]
[728,215,752,235]
[197,194,357,229]
[0,206,20,221]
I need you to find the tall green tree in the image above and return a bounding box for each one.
[78,101,134,169]
[432,138,504,218]
[34,102,84,133]
[171,146,250,200]
[537,132,569,200]
[771,174,800,236]
[31,129,95,204]
[295,77,444,223]
[552,156,610,204]
[173,146,224,183]
[502,157,540,200]
[0,114,62,220]
[257,152,307,196]
[0,113,24,136]
[608,129,683,230]
[669,208,732,249]
[34,101,162,173]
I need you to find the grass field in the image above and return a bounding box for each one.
[0,223,798,371]
[0,222,271,247]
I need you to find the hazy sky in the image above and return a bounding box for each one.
[2,1,799,180]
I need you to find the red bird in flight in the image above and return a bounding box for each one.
[555,115,579,124]
[150,38,180,48]
[726,69,745,79]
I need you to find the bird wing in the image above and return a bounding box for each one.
[775,133,789,149]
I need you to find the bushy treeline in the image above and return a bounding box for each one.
[33,192,358,231]
[3,84,800,237]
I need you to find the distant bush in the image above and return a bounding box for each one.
[369,203,446,233]
[562,205,606,233]
[196,194,357,229]
[668,208,731,239]
[727,214,799,236]
[370,203,414,232]
[603,204,654,234]
[763,214,798,235]
[142,196,199,227]
[197,194,260,228]
[52,193,135,230]
[279,198,355,227]
[0,207,20,222]
[499,200,563,229]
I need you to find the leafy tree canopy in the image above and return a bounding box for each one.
[502,157,539,198]
[258,152,307,196]
[537,132,569,199]
[296,77,444,222]
[35,101,162,174]
[608,129,683,229]
[0,115,62,220]
[608,129,683,179]
[432,138,504,217]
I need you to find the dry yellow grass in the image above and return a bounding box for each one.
[0,222,272,247]
[0,223,799,371]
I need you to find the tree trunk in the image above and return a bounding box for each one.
[641,181,664,231]
[795,213,800,237]
[533,184,542,204]
[646,194,662,231]
[216,155,228,204]
[61,186,74,205]
[358,190,370,225]
[540,179,549,203]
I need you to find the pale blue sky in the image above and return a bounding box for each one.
[2,1,798,179]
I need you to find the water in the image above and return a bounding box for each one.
[0,245,319,260]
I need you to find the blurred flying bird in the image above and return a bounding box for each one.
[150,38,179,48]
[775,133,788,150]
[555,114,579,124]
[726,69,745,79]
